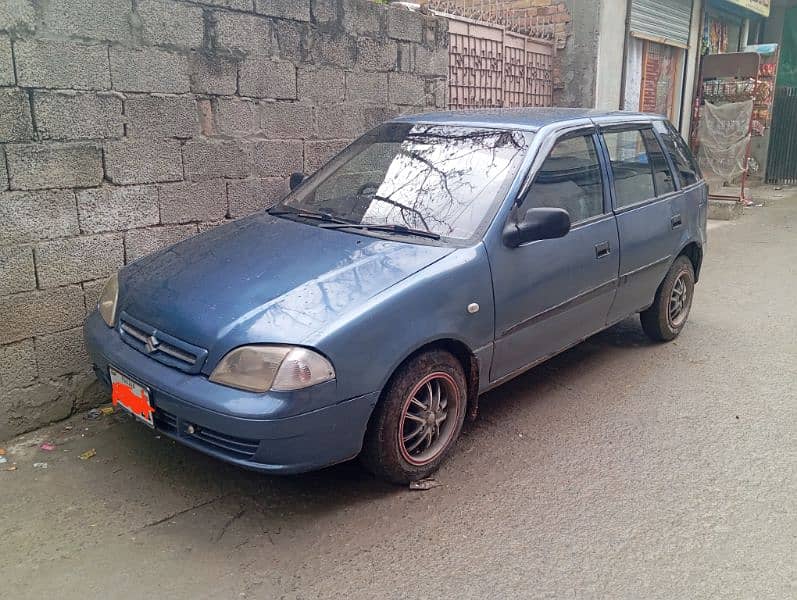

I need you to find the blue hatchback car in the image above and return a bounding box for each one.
[84,108,707,483]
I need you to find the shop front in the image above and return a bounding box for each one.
[622,0,697,126]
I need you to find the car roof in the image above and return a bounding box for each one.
[391,107,666,131]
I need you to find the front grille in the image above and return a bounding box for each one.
[118,312,207,374]
[155,407,259,460]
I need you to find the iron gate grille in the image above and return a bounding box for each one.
[447,16,554,110]
[766,87,797,184]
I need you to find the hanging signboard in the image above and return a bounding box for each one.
[723,0,770,17]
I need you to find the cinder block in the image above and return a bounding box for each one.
[125,94,199,139]
[247,140,303,177]
[77,185,160,234]
[194,0,250,9]
[240,58,297,99]
[0,339,37,390]
[414,45,448,76]
[0,0,37,34]
[298,66,344,103]
[388,72,425,105]
[0,190,79,245]
[0,88,33,142]
[0,35,13,85]
[228,178,289,217]
[215,12,273,56]
[197,220,227,233]
[6,143,103,190]
[14,39,111,90]
[305,31,357,69]
[0,245,36,295]
[304,139,350,173]
[254,0,310,21]
[345,71,389,104]
[356,37,398,72]
[387,5,423,42]
[188,52,238,95]
[159,179,227,223]
[0,286,86,344]
[35,326,90,378]
[310,0,337,26]
[125,224,198,262]
[183,140,251,181]
[317,103,395,139]
[0,383,72,441]
[34,91,124,140]
[82,279,106,315]
[138,0,205,48]
[342,0,384,36]
[271,19,304,64]
[104,139,183,185]
[214,97,259,137]
[35,234,124,288]
[42,0,132,43]
[110,47,190,93]
[259,101,315,139]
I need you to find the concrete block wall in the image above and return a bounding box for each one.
[0,0,448,440]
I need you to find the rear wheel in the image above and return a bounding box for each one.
[640,256,695,342]
[361,350,467,484]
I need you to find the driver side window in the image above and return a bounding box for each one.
[518,134,605,224]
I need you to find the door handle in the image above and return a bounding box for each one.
[671,214,683,228]
[594,241,610,258]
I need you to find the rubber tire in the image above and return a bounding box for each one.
[640,255,695,342]
[361,350,467,485]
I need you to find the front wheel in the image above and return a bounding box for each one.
[640,255,695,342]
[361,350,467,484]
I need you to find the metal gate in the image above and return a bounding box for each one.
[766,87,797,184]
[445,15,554,109]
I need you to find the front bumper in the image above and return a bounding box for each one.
[84,312,379,474]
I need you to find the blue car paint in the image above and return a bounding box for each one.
[84,108,707,474]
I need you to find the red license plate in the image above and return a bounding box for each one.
[110,367,154,427]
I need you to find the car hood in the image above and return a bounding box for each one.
[119,213,451,357]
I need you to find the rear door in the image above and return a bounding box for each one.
[598,124,683,322]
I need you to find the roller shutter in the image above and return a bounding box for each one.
[629,0,693,48]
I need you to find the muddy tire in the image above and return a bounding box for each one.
[361,350,467,484]
[640,255,695,342]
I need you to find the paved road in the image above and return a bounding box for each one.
[2,193,795,600]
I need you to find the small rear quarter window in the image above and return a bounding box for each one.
[655,121,701,187]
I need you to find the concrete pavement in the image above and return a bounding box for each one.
[1,191,795,600]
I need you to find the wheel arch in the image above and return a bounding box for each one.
[677,241,703,282]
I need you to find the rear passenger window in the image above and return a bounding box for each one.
[603,129,656,208]
[520,134,604,224]
[657,122,700,187]
[640,129,676,196]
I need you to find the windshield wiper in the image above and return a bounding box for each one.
[268,206,351,224]
[318,222,441,240]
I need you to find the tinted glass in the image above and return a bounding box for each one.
[519,135,604,223]
[604,129,656,208]
[281,123,531,240]
[641,129,676,196]
[656,121,700,186]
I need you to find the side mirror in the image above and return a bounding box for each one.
[289,172,305,191]
[503,207,570,247]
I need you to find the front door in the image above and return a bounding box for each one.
[488,129,620,382]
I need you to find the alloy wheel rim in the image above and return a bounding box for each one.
[398,372,460,466]
[668,272,689,327]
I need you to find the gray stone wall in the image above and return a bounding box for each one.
[0,0,448,440]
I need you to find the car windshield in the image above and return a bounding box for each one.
[274,123,532,241]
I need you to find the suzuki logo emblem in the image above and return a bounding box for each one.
[145,334,160,354]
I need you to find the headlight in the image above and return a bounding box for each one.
[97,273,119,327]
[209,345,335,393]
